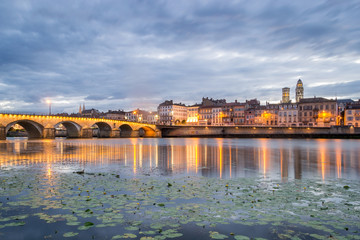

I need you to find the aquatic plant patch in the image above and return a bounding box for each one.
[0,169,360,239]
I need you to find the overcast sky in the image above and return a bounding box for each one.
[0,0,359,114]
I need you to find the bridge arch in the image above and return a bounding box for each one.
[119,124,133,137]
[138,126,156,137]
[6,120,44,139]
[55,121,82,138]
[93,122,112,138]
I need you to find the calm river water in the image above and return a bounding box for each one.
[1,138,360,239]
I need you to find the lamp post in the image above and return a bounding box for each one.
[46,99,51,115]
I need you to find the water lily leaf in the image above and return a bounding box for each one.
[234,236,250,240]
[112,233,137,239]
[209,231,228,239]
[66,221,81,226]
[125,226,139,231]
[63,232,79,237]
[84,221,94,227]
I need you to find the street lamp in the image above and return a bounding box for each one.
[46,99,51,115]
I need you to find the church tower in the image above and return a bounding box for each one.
[296,79,304,102]
[282,87,290,103]
[79,104,82,114]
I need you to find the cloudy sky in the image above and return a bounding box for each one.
[0,0,359,114]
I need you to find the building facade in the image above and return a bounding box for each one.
[125,109,150,122]
[278,103,298,126]
[298,97,337,127]
[158,100,187,125]
[186,105,200,125]
[344,104,360,127]
[104,110,125,120]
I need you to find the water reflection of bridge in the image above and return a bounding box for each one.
[0,114,160,139]
[1,138,358,180]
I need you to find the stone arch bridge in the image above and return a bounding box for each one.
[0,114,161,140]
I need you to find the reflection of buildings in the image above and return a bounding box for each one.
[1,139,359,180]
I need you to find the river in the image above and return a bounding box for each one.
[1,138,360,239]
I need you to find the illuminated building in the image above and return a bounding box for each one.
[282,87,290,103]
[157,100,187,125]
[125,109,151,123]
[198,98,226,126]
[186,105,200,125]
[233,102,246,125]
[337,99,355,125]
[104,110,125,120]
[344,103,360,127]
[278,103,298,127]
[146,112,159,124]
[198,106,213,125]
[298,97,337,127]
[245,108,256,125]
[295,79,304,103]
[255,103,279,126]
[211,107,222,125]
[81,108,100,118]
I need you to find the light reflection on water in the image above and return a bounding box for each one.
[1,137,360,180]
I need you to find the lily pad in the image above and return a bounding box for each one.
[209,231,228,239]
[63,232,79,237]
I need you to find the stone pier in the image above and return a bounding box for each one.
[81,128,93,138]
[0,124,6,140]
[43,128,56,139]
[110,129,120,138]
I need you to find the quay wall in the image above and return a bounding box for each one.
[160,126,360,138]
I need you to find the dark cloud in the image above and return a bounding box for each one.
[0,0,359,113]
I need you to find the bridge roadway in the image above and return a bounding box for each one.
[1,113,359,140]
[0,113,160,140]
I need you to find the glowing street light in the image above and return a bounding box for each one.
[46,99,51,115]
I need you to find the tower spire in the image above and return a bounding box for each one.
[296,79,304,102]
[79,104,82,114]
